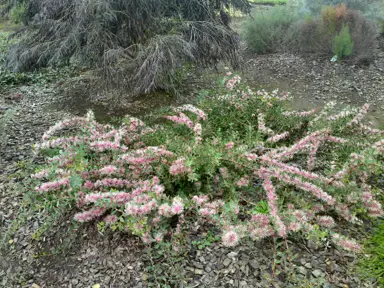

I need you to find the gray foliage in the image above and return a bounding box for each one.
[5,0,249,95]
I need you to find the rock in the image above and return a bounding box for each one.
[194,269,204,275]
[249,260,259,270]
[298,266,307,275]
[227,252,238,259]
[304,263,312,269]
[312,269,323,278]
[223,258,232,267]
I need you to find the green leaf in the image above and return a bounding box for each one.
[70,174,83,190]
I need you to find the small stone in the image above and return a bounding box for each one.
[304,263,312,269]
[71,279,79,285]
[31,284,40,288]
[223,258,231,267]
[298,266,307,275]
[205,266,212,273]
[312,269,323,278]
[194,269,203,275]
[142,273,149,281]
[227,251,238,259]
[249,260,259,270]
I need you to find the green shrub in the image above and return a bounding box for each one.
[15,72,384,252]
[359,221,384,286]
[9,2,26,24]
[333,24,353,60]
[242,6,301,53]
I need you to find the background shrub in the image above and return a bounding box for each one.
[333,24,353,60]
[302,0,383,18]
[242,6,301,53]
[243,4,377,63]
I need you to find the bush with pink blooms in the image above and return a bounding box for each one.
[27,72,384,252]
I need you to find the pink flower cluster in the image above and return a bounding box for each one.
[31,170,48,179]
[98,165,118,175]
[282,109,317,117]
[157,198,184,217]
[261,175,287,238]
[225,75,241,90]
[35,178,70,193]
[258,113,274,136]
[164,112,194,129]
[118,146,173,165]
[74,207,106,222]
[222,230,239,247]
[236,175,249,187]
[84,191,133,205]
[127,117,145,132]
[176,105,207,121]
[332,233,361,252]
[42,117,94,141]
[89,141,123,152]
[347,103,369,126]
[361,186,383,217]
[267,132,289,143]
[169,157,191,176]
[316,216,335,228]
[249,214,274,240]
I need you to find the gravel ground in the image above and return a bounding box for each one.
[1,38,383,287]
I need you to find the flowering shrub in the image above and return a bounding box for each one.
[29,73,384,252]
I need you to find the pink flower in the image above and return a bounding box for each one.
[169,158,191,176]
[317,216,335,228]
[222,230,239,247]
[164,112,194,129]
[31,170,48,179]
[176,105,207,121]
[35,178,70,193]
[74,207,106,222]
[158,203,173,217]
[236,176,250,187]
[193,123,202,136]
[225,142,234,150]
[332,234,361,252]
[99,165,118,175]
[171,197,184,215]
[192,195,209,206]
[219,167,228,178]
[282,109,317,117]
[267,132,289,143]
[258,113,274,136]
[261,176,287,238]
[104,215,118,224]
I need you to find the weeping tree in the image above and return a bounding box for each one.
[5,0,250,94]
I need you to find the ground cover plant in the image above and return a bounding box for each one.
[358,221,384,286]
[17,72,384,259]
